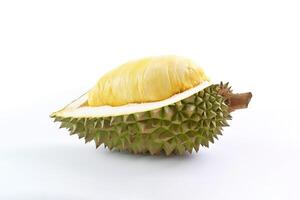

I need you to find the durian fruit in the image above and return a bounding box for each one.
[51,56,252,155]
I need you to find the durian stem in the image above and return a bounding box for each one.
[226,92,252,112]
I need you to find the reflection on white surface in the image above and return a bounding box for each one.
[1,144,200,200]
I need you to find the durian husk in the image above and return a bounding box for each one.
[51,83,252,155]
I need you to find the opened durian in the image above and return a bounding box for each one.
[51,56,252,155]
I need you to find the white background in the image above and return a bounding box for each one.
[0,0,299,199]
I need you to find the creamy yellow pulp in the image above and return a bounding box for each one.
[88,56,209,106]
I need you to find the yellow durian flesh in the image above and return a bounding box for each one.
[88,56,209,107]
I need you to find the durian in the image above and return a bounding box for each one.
[51,56,252,155]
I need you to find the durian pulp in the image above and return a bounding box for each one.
[88,56,209,107]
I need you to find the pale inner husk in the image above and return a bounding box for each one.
[52,81,211,118]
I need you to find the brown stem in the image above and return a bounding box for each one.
[217,83,252,112]
[226,92,252,112]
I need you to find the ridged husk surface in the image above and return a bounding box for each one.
[51,83,232,155]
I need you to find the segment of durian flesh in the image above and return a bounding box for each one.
[88,55,209,106]
[52,56,211,118]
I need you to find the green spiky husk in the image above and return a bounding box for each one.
[51,83,232,155]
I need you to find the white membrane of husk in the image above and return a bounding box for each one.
[52,81,211,118]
